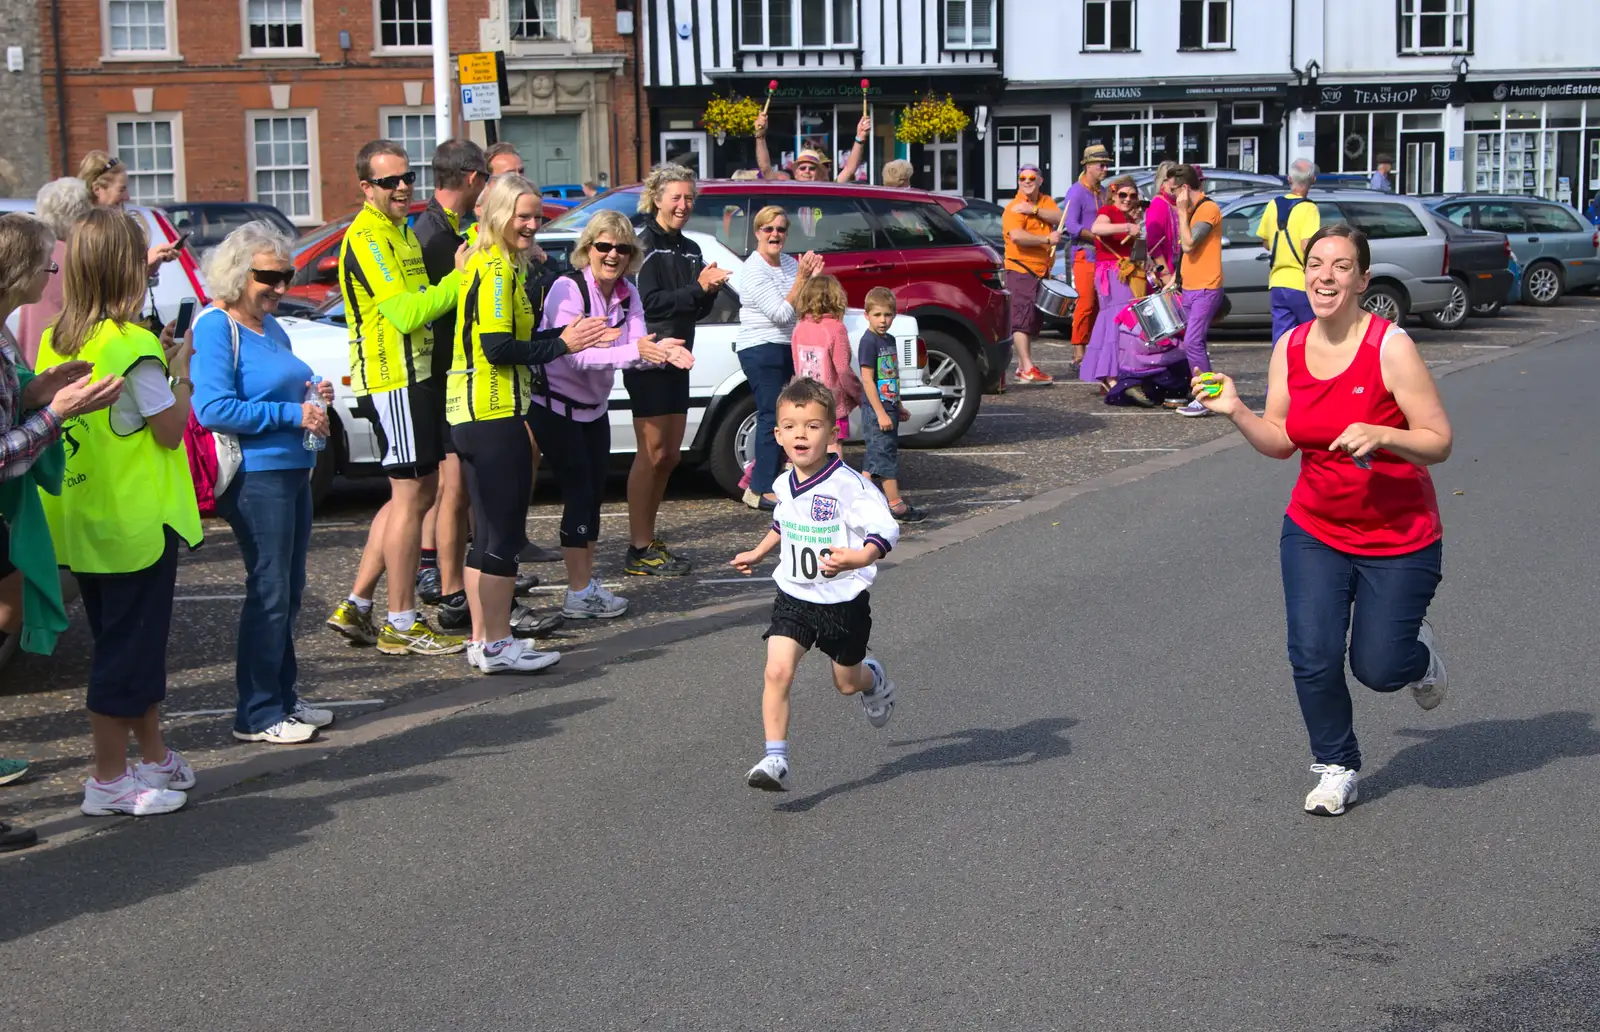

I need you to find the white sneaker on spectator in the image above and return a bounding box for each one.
[81,770,187,816]
[563,580,628,619]
[135,749,195,791]
[1303,764,1359,816]
[859,656,896,729]
[467,641,487,672]
[291,701,335,728]
[232,717,318,744]
[746,755,791,792]
[479,638,561,674]
[1408,619,1447,711]
[1176,399,1212,417]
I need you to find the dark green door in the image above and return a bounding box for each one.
[501,115,581,187]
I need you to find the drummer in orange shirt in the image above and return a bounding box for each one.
[1002,164,1063,385]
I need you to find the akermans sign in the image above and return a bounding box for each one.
[1079,83,1284,102]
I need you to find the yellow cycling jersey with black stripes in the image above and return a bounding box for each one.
[340,203,457,395]
[447,245,535,424]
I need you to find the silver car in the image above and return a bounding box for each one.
[1215,190,1456,327]
[1429,195,1600,306]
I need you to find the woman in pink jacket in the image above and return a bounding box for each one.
[531,209,692,621]
[790,274,862,456]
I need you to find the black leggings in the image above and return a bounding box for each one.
[451,418,533,577]
[526,403,610,549]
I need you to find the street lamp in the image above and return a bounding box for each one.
[1452,55,1470,81]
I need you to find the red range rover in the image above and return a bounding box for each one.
[536,181,1009,447]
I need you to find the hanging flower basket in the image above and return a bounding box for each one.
[896,94,971,145]
[700,95,761,142]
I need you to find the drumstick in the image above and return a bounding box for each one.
[860,79,870,120]
[763,80,778,116]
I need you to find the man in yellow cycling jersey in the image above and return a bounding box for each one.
[325,140,468,656]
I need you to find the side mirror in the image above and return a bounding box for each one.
[312,254,338,283]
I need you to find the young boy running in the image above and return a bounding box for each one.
[856,288,926,523]
[731,378,901,791]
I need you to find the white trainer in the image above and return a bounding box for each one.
[466,641,487,672]
[562,580,628,620]
[232,717,318,744]
[1408,619,1447,711]
[1304,763,1359,816]
[479,638,561,674]
[859,656,896,729]
[746,754,791,792]
[82,771,187,816]
[291,701,335,728]
[135,749,196,791]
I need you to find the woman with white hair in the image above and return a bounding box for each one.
[14,178,94,368]
[191,221,337,745]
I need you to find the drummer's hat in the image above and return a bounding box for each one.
[1080,144,1112,166]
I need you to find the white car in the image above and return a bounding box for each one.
[296,230,942,504]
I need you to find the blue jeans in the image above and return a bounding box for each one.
[737,343,794,495]
[1280,516,1441,770]
[219,467,312,734]
[1270,287,1315,345]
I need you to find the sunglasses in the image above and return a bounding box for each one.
[365,171,418,190]
[590,242,636,257]
[758,224,789,235]
[1017,174,1040,183]
[251,268,294,288]
[1116,191,1139,200]
[42,260,59,275]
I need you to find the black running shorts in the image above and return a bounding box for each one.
[622,366,690,419]
[354,383,445,479]
[763,589,872,667]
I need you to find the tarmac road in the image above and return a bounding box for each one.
[2,323,1598,1029]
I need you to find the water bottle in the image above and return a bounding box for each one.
[303,382,327,452]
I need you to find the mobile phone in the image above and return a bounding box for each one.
[173,297,198,337]
[172,231,191,250]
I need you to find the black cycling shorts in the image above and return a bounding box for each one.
[526,403,610,549]
[763,589,872,668]
[622,366,690,419]
[451,418,532,577]
[354,383,445,479]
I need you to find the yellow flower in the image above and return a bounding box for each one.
[701,95,761,137]
[895,93,971,144]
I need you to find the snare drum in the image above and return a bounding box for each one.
[1130,289,1187,343]
[1034,278,1077,320]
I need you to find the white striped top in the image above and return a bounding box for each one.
[734,251,801,352]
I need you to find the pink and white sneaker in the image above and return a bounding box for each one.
[81,770,187,817]
[135,749,196,791]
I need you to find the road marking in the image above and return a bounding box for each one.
[166,699,387,719]
[312,520,365,528]
[697,577,767,585]
[526,512,628,521]
[953,498,1021,506]
[522,582,625,593]
[1101,447,1181,453]
[174,594,248,601]
[1462,344,1511,349]
[1034,340,1074,349]
[921,450,1028,457]
[977,412,1029,418]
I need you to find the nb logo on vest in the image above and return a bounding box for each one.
[1352,386,1365,394]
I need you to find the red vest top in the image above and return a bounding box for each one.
[1284,316,1442,555]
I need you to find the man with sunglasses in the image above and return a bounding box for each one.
[1002,163,1064,385]
[324,140,469,657]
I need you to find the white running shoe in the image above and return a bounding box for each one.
[466,641,487,672]
[1408,619,1447,711]
[82,771,187,816]
[859,656,896,729]
[478,638,562,674]
[232,717,318,744]
[291,701,335,728]
[1304,763,1359,816]
[746,754,791,792]
[135,749,195,791]
[562,580,628,620]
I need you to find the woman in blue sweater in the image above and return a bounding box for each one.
[193,222,337,745]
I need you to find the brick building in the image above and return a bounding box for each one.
[0,0,50,196]
[38,0,647,226]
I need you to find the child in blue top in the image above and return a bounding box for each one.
[855,288,925,523]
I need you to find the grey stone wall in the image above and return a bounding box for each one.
[0,0,50,198]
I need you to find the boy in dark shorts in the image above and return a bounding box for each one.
[730,378,901,791]
[856,288,925,523]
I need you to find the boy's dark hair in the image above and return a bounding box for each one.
[778,375,836,418]
[864,286,897,313]
[356,139,410,182]
[432,138,488,190]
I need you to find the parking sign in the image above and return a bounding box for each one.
[461,84,501,122]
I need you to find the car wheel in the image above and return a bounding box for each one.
[1360,283,1409,324]
[1470,297,1503,317]
[708,392,757,498]
[309,413,339,511]
[907,330,981,449]
[1521,261,1563,306]
[1420,278,1470,330]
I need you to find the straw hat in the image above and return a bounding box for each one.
[1080,144,1112,166]
[794,148,831,168]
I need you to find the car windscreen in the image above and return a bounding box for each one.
[542,191,642,233]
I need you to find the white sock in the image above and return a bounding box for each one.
[388,610,416,632]
[483,635,515,655]
[570,581,595,598]
[348,594,373,613]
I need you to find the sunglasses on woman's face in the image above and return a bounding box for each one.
[251,268,294,288]
[1017,174,1040,183]
[365,171,418,190]
[758,224,790,235]
[1116,191,1139,200]
[591,242,636,257]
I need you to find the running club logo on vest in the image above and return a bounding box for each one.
[62,418,87,487]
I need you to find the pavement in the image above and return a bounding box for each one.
[2,302,1599,1028]
[5,300,1593,824]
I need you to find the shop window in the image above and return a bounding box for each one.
[1083,0,1135,51]
[738,0,854,49]
[944,0,996,49]
[1231,101,1263,125]
[1178,0,1230,50]
[863,199,971,249]
[1339,200,1426,240]
[1398,0,1470,55]
[1589,138,1600,190]
[1314,112,1398,175]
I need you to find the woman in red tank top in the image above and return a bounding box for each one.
[1188,224,1454,818]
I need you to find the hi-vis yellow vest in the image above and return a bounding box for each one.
[447,245,534,424]
[35,321,202,574]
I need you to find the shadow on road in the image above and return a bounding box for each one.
[1362,710,1600,803]
[775,716,1077,814]
[0,696,611,945]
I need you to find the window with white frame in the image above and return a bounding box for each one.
[246,0,307,50]
[377,0,432,49]
[250,113,317,222]
[738,0,855,49]
[1398,0,1470,54]
[105,0,173,56]
[510,0,562,40]
[110,116,181,204]
[383,110,437,197]
[1178,0,1230,50]
[944,0,995,49]
[1083,0,1135,51]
